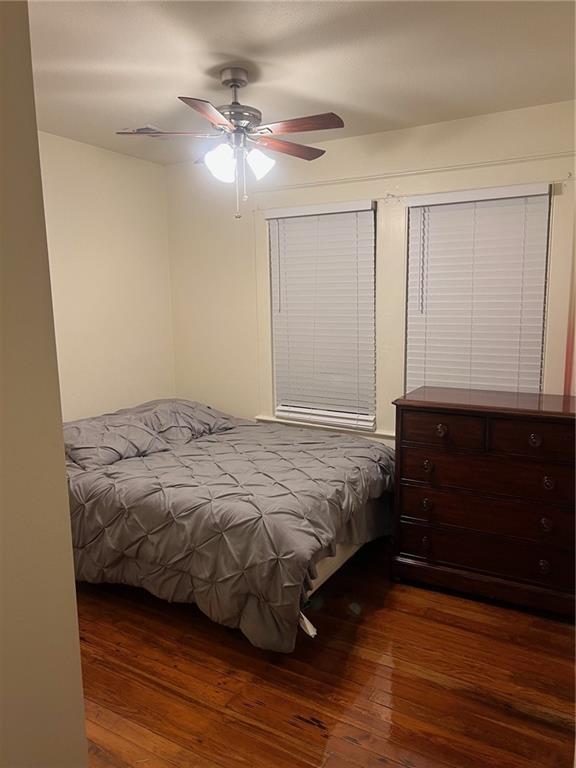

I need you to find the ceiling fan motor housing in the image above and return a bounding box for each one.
[217,102,262,130]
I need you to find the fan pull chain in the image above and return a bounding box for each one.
[242,150,248,203]
[235,165,241,219]
[234,148,249,219]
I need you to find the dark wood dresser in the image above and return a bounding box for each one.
[393,387,575,615]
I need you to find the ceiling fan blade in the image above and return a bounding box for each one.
[178,97,234,131]
[257,112,344,135]
[116,127,219,139]
[250,135,325,161]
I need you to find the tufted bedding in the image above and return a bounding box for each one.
[65,399,394,652]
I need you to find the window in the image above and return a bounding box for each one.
[268,204,376,430]
[406,189,550,393]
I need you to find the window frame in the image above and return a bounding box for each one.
[267,202,378,431]
[403,186,552,395]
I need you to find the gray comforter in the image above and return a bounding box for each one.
[65,399,394,652]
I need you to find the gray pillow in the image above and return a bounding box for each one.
[125,399,239,446]
[63,415,170,470]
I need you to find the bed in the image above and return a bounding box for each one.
[64,399,394,652]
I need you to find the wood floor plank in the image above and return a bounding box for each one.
[79,542,574,768]
[88,721,193,768]
[86,700,222,768]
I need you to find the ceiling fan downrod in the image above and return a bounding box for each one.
[220,66,248,104]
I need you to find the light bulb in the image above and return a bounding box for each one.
[204,143,236,183]
[247,148,275,180]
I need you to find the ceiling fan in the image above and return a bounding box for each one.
[117,67,344,217]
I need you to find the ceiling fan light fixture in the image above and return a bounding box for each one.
[246,148,276,180]
[204,142,236,183]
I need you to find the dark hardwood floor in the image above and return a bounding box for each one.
[77,542,575,768]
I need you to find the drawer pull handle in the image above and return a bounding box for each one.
[421,497,433,512]
[423,459,435,475]
[539,516,553,533]
[421,535,430,551]
[435,423,449,438]
[542,476,556,492]
[538,559,551,576]
[528,433,543,448]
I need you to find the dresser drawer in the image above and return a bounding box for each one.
[401,446,575,503]
[397,520,432,560]
[402,410,484,450]
[488,418,575,462]
[400,484,575,547]
[398,521,574,591]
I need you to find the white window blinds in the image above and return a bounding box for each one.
[406,193,550,393]
[270,208,376,430]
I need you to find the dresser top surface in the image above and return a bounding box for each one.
[394,387,576,418]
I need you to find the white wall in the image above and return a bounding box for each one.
[168,175,260,418]
[166,100,575,434]
[39,132,175,421]
[0,4,87,766]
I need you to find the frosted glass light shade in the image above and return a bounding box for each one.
[204,143,236,183]
[247,148,275,180]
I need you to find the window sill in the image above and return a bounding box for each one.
[255,414,395,443]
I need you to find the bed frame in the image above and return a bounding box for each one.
[308,543,362,595]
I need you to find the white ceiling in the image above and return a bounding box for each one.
[29,1,575,165]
